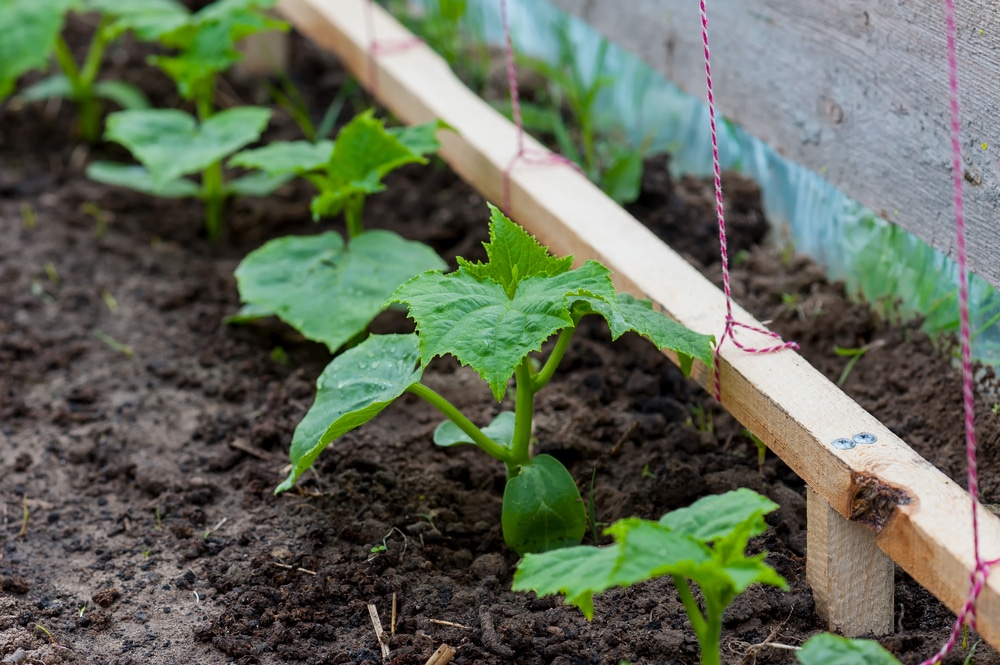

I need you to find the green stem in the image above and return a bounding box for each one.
[53,36,81,84]
[672,576,711,655]
[202,161,225,240]
[509,359,536,467]
[344,194,365,238]
[699,595,724,665]
[406,383,512,463]
[532,325,576,392]
[195,75,217,121]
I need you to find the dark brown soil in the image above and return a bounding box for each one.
[2,19,999,665]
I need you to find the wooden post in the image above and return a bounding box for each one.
[807,487,894,636]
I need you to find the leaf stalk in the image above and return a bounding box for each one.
[407,383,511,463]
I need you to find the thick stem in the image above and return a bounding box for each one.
[698,595,724,665]
[509,359,536,467]
[344,194,365,238]
[202,161,225,240]
[532,325,576,392]
[672,576,709,647]
[406,383,512,463]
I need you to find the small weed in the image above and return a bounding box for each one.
[35,623,56,644]
[20,202,38,229]
[44,261,59,285]
[80,202,112,237]
[93,330,134,358]
[101,290,118,313]
[641,464,657,480]
[743,428,767,479]
[834,339,885,386]
[78,605,87,617]
[686,404,714,434]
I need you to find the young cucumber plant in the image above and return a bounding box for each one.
[226,111,449,352]
[509,22,645,205]
[87,106,279,239]
[513,488,787,665]
[795,634,901,665]
[276,205,714,555]
[0,0,186,142]
[85,0,289,238]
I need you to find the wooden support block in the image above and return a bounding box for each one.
[234,27,290,81]
[807,487,894,636]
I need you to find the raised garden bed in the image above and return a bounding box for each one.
[2,1,1000,664]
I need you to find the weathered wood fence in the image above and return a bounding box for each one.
[551,0,1000,292]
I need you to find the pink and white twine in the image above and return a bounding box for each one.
[698,1,797,402]
[919,0,997,661]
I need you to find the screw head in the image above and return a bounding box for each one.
[832,438,856,450]
[852,432,877,445]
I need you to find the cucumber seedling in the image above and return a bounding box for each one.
[513,488,787,665]
[0,0,184,142]
[85,0,289,238]
[276,205,714,555]
[227,111,449,353]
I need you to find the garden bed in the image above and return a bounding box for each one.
[2,15,1000,665]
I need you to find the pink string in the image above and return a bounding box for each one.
[698,2,798,403]
[920,1,998,661]
[364,0,422,94]
[499,0,582,212]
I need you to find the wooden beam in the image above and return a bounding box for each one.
[550,0,1000,292]
[807,487,895,636]
[276,0,1000,649]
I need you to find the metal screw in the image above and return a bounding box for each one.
[852,432,877,445]
[831,438,856,450]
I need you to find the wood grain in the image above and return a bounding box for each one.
[807,487,894,636]
[551,0,1000,291]
[277,0,1000,648]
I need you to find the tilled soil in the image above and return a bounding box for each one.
[2,21,1000,665]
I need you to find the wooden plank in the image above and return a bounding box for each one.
[550,0,1000,292]
[276,0,1000,649]
[807,487,895,636]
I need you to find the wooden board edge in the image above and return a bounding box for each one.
[276,0,1000,649]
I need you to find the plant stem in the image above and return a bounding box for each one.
[406,383,511,463]
[532,325,576,391]
[344,194,365,238]
[509,359,536,467]
[673,575,719,665]
[202,161,225,240]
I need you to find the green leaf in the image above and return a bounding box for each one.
[513,545,621,619]
[393,259,613,401]
[434,411,515,448]
[658,488,777,544]
[513,520,707,618]
[226,170,293,197]
[229,140,335,176]
[579,293,714,376]
[235,230,446,352]
[89,0,190,41]
[513,489,787,622]
[457,204,573,298]
[0,0,75,101]
[104,106,270,187]
[502,454,586,554]
[277,333,422,493]
[93,80,151,110]
[86,161,200,197]
[797,634,901,665]
[600,149,643,205]
[15,75,73,104]
[223,301,273,324]
[387,118,453,157]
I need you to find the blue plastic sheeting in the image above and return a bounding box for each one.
[426,0,1000,361]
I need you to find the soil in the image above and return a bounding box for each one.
[3,16,1000,665]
